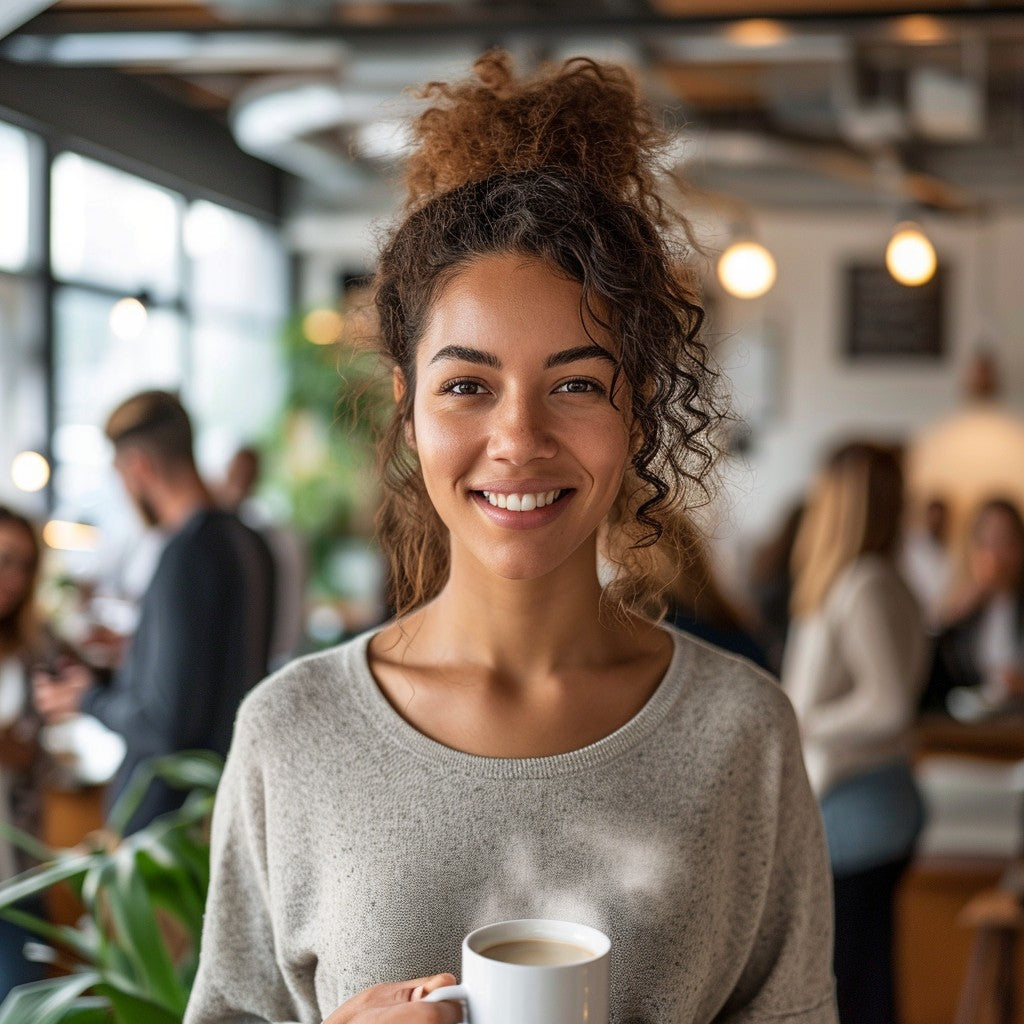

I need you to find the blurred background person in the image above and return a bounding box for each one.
[654,514,769,669]
[782,441,928,1024]
[747,500,805,676]
[217,445,308,669]
[0,506,53,997]
[33,391,276,833]
[907,351,1024,560]
[922,497,1024,720]
[900,497,954,633]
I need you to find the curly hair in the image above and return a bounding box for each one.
[372,51,724,618]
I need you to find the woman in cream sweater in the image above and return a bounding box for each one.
[783,442,927,1024]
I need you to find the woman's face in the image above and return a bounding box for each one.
[971,506,1024,592]
[407,253,632,584]
[0,521,36,620]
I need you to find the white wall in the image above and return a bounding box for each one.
[707,207,1024,583]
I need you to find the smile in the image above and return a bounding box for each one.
[480,489,565,511]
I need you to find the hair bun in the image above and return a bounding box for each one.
[404,50,668,218]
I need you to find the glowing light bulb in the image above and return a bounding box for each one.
[725,19,789,47]
[717,241,777,299]
[302,308,343,346]
[42,520,100,552]
[10,450,50,492]
[885,222,937,286]
[109,297,148,341]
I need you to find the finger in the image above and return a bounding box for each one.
[351,975,459,1010]
[410,975,458,1001]
[363,999,463,1024]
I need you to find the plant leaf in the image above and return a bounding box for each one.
[62,999,114,1024]
[0,852,96,911]
[0,903,102,963]
[101,848,185,1013]
[0,971,102,1024]
[107,751,222,837]
[95,983,183,1024]
[0,818,58,863]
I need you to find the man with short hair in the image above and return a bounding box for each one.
[35,391,275,832]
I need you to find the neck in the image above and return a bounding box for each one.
[415,542,629,678]
[152,471,213,531]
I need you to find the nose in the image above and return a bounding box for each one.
[485,392,558,465]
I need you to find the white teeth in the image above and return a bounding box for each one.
[481,489,563,511]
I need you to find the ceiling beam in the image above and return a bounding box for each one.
[12,4,1024,39]
[0,1,56,42]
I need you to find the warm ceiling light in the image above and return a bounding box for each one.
[42,520,100,553]
[725,19,790,48]
[717,240,777,299]
[885,222,937,286]
[891,15,950,45]
[109,296,148,341]
[10,450,50,492]
[302,308,344,346]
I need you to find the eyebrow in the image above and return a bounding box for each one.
[427,343,616,369]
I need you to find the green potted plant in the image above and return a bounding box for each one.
[0,751,223,1024]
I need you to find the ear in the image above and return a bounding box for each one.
[116,445,146,477]
[392,367,415,449]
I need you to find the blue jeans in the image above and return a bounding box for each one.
[819,758,925,878]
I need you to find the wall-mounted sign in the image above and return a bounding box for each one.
[844,263,946,359]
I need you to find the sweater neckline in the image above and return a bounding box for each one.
[346,626,692,779]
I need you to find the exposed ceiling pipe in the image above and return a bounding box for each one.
[672,131,980,212]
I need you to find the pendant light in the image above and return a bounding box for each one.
[885,221,937,286]
[717,238,777,300]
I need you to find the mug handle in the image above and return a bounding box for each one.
[422,984,470,1022]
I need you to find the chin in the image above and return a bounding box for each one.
[482,546,587,584]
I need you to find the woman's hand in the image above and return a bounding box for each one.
[322,974,462,1024]
[32,661,93,723]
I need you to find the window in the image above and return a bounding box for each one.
[0,121,37,273]
[185,200,288,471]
[0,121,46,513]
[51,152,182,301]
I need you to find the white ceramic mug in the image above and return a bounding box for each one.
[423,918,610,1024]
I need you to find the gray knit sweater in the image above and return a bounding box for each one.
[185,626,837,1024]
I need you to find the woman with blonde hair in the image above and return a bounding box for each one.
[186,52,836,1024]
[783,442,927,1024]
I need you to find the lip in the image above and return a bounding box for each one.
[470,488,574,530]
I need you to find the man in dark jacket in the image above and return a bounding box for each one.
[34,391,275,832]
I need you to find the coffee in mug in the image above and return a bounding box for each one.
[423,918,610,1024]
[479,938,595,966]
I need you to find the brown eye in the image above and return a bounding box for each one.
[441,379,488,396]
[556,378,605,396]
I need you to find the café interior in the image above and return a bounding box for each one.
[2,1,1024,1022]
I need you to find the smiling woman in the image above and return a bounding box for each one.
[406,256,631,585]
[184,51,838,1024]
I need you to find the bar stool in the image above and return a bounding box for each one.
[955,861,1024,1024]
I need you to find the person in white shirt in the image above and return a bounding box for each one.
[900,497,954,631]
[783,442,928,1024]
